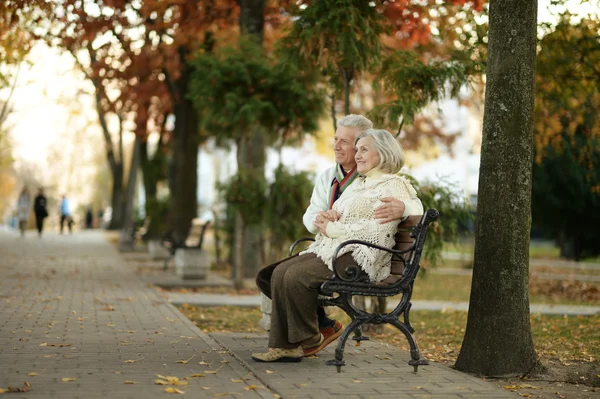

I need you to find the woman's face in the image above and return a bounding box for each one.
[355,136,380,175]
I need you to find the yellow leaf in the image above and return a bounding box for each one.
[107,324,115,327]
[173,381,188,386]
[156,374,167,379]
[0,388,5,393]
[198,361,209,365]
[265,370,276,374]
[189,374,205,378]
[39,343,48,347]
[28,372,38,376]
[62,378,76,382]
[244,385,260,391]
[123,360,136,363]
[231,379,243,383]
[165,376,179,384]
[205,371,217,374]
[165,387,185,394]
[176,360,189,364]
[273,395,281,399]
[124,381,136,384]
[353,380,362,383]
[518,394,532,398]
[154,380,168,385]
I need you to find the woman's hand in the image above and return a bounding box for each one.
[316,210,341,222]
[313,218,330,237]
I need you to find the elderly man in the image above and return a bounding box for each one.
[256,114,423,356]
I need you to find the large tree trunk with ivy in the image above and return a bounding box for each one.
[237,0,266,279]
[235,131,267,279]
[455,0,539,376]
[166,54,199,246]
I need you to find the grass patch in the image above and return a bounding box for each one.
[412,273,600,306]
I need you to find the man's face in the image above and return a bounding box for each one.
[334,126,360,170]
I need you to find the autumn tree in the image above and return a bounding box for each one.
[279,0,485,136]
[532,14,600,260]
[455,0,539,376]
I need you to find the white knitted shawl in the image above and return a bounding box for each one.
[301,173,418,282]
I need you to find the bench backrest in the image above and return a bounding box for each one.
[390,214,421,276]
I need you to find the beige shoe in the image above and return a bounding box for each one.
[251,347,303,362]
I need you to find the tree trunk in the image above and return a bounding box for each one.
[122,136,140,230]
[108,163,124,230]
[167,53,199,246]
[235,132,266,278]
[237,0,266,279]
[455,0,539,377]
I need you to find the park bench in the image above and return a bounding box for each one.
[289,209,439,373]
[161,219,211,270]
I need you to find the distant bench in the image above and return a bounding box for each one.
[161,220,211,277]
[289,209,439,373]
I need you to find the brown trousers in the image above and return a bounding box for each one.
[260,253,354,348]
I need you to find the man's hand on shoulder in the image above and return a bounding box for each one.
[374,197,405,224]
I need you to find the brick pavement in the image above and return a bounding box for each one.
[0,230,269,399]
[0,228,516,398]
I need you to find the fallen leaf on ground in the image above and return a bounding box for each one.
[231,379,243,383]
[154,380,168,385]
[265,370,276,374]
[123,360,136,363]
[189,374,205,378]
[124,381,136,384]
[176,355,195,364]
[244,385,260,391]
[28,372,38,376]
[62,378,76,382]
[165,387,185,394]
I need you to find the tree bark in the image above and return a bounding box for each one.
[236,0,266,279]
[122,135,140,229]
[108,164,124,230]
[455,0,539,377]
[166,49,199,246]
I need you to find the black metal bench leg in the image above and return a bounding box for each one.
[325,319,363,373]
[352,325,370,345]
[388,318,429,372]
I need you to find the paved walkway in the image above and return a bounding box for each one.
[0,229,517,398]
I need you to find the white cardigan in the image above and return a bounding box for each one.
[301,171,421,282]
[302,165,423,234]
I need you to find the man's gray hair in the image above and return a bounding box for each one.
[337,114,373,133]
[355,129,405,174]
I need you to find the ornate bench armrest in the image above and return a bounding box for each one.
[330,240,411,283]
[288,237,316,256]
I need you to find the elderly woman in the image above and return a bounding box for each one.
[252,129,420,363]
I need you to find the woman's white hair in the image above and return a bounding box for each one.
[337,114,373,133]
[355,129,405,174]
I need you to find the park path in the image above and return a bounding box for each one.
[0,228,517,398]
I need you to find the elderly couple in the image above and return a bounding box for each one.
[253,114,423,362]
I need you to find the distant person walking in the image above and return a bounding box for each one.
[85,206,93,229]
[59,195,73,234]
[17,187,31,237]
[33,188,48,237]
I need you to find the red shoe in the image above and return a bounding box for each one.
[303,321,343,357]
